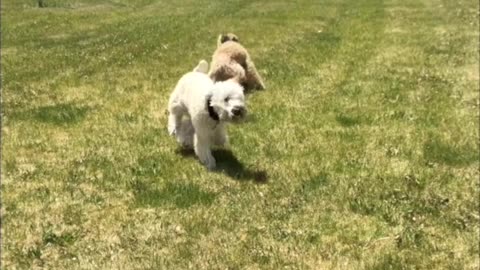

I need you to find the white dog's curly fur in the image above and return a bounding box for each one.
[168,60,247,170]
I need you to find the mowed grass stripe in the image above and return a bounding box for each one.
[244,0,386,175]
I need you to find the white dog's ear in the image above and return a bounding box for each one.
[193,60,209,73]
[206,93,222,121]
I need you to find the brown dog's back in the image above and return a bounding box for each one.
[213,42,248,69]
[209,33,265,91]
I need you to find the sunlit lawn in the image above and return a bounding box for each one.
[1,0,479,269]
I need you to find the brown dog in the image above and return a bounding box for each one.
[208,33,265,92]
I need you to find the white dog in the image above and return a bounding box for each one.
[168,60,247,170]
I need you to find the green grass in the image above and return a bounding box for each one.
[2,0,479,269]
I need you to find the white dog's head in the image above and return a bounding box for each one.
[208,80,246,122]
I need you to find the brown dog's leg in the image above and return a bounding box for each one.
[245,58,265,90]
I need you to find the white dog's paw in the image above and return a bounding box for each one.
[177,133,194,148]
[205,159,216,170]
[168,125,176,136]
[167,114,179,136]
[200,154,216,170]
[193,60,209,73]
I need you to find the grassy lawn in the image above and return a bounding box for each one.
[1,0,479,269]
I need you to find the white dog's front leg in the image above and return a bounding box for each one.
[194,133,216,170]
[213,125,228,147]
[176,119,194,148]
[167,113,182,136]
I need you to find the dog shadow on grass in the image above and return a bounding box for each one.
[176,148,268,183]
